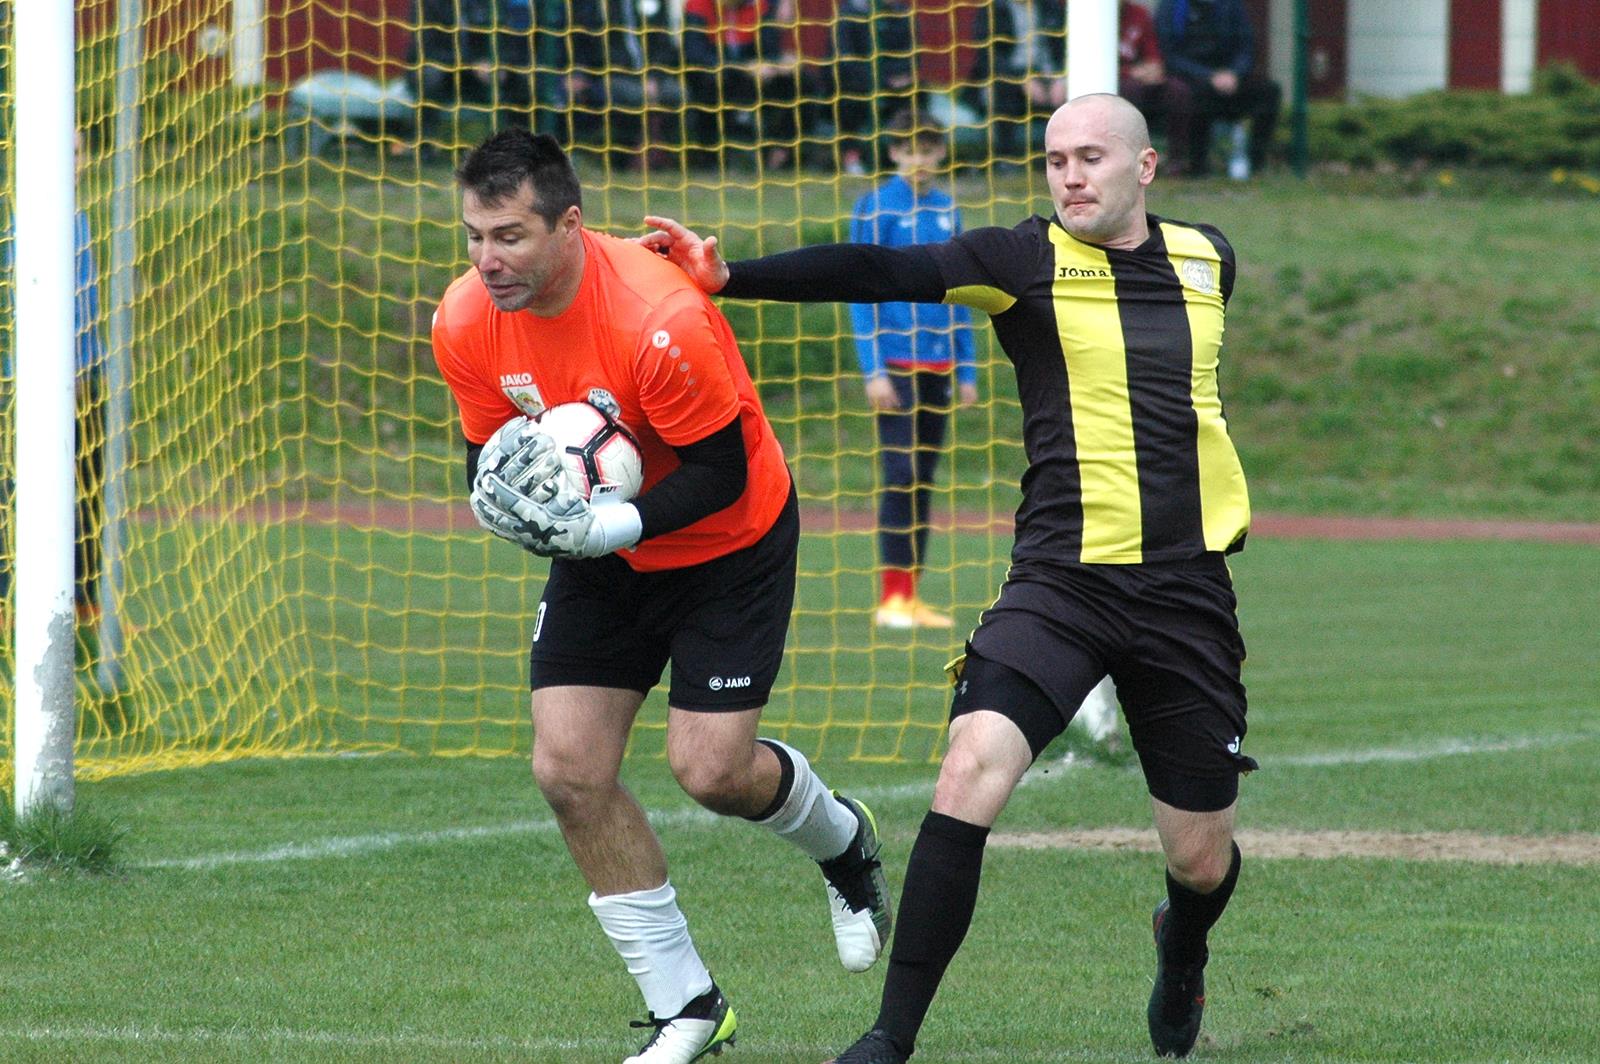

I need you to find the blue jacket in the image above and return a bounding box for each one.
[1,211,106,377]
[1157,0,1255,80]
[848,176,976,384]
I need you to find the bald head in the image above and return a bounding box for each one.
[1041,93,1157,249]
[1047,93,1152,154]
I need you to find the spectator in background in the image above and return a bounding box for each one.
[962,0,1065,164]
[849,109,976,630]
[960,0,1024,162]
[410,0,534,147]
[682,0,815,170]
[547,0,683,164]
[1119,0,1196,174]
[0,131,110,630]
[1155,0,1280,176]
[833,0,920,176]
[1020,0,1069,113]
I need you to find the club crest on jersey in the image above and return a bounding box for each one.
[1179,257,1218,294]
[499,376,545,417]
[586,388,622,419]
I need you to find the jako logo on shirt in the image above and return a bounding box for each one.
[500,373,534,387]
[707,676,751,691]
[652,330,671,349]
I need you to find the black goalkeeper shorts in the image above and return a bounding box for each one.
[953,554,1258,812]
[528,487,798,711]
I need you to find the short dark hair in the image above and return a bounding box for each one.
[883,107,948,152]
[455,129,582,229]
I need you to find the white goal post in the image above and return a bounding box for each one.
[11,0,80,815]
[1067,0,1122,744]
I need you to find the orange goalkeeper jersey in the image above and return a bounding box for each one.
[432,228,790,571]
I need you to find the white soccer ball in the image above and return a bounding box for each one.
[536,401,645,502]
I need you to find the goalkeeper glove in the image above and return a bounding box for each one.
[473,472,642,559]
[476,416,562,495]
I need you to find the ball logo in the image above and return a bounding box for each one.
[1180,258,1217,294]
[652,330,671,349]
[586,388,621,419]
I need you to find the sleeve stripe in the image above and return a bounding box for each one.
[945,284,1016,315]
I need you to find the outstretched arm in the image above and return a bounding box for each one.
[639,215,947,305]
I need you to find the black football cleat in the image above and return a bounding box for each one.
[1148,899,1207,1058]
[827,1027,911,1064]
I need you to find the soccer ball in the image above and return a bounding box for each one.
[536,401,644,502]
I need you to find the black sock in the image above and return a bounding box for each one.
[1162,842,1242,966]
[744,738,795,822]
[874,811,990,1053]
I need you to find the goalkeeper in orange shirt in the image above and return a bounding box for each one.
[430,129,893,1063]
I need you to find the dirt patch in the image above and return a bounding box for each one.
[989,827,1600,866]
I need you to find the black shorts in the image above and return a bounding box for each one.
[950,555,1257,812]
[528,487,798,711]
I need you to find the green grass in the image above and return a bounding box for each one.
[2,533,1597,1061]
[0,793,126,878]
[5,110,1600,1061]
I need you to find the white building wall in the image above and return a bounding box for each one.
[1347,0,1449,97]
[1502,0,1537,93]
[1268,0,1295,91]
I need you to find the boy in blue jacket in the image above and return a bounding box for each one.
[849,111,977,629]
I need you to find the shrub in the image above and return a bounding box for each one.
[1307,64,1600,171]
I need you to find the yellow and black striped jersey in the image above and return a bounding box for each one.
[926,213,1249,564]
[722,211,1251,565]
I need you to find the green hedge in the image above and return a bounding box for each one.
[1308,64,1600,170]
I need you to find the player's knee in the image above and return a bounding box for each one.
[937,735,1012,795]
[669,756,749,815]
[531,752,611,820]
[1167,842,1233,893]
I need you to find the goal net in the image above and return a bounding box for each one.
[1,0,1049,784]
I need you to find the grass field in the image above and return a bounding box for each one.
[4,113,1598,1064]
[4,530,1597,1062]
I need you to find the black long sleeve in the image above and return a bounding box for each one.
[721,243,946,305]
[465,441,485,493]
[634,414,748,539]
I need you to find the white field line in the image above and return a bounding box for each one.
[0,1021,1128,1061]
[1270,730,1596,766]
[132,777,951,872]
[131,731,1597,873]
[1,1022,574,1055]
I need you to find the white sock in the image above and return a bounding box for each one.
[752,739,859,861]
[588,881,713,1019]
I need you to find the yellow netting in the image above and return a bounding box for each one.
[2,0,1046,784]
